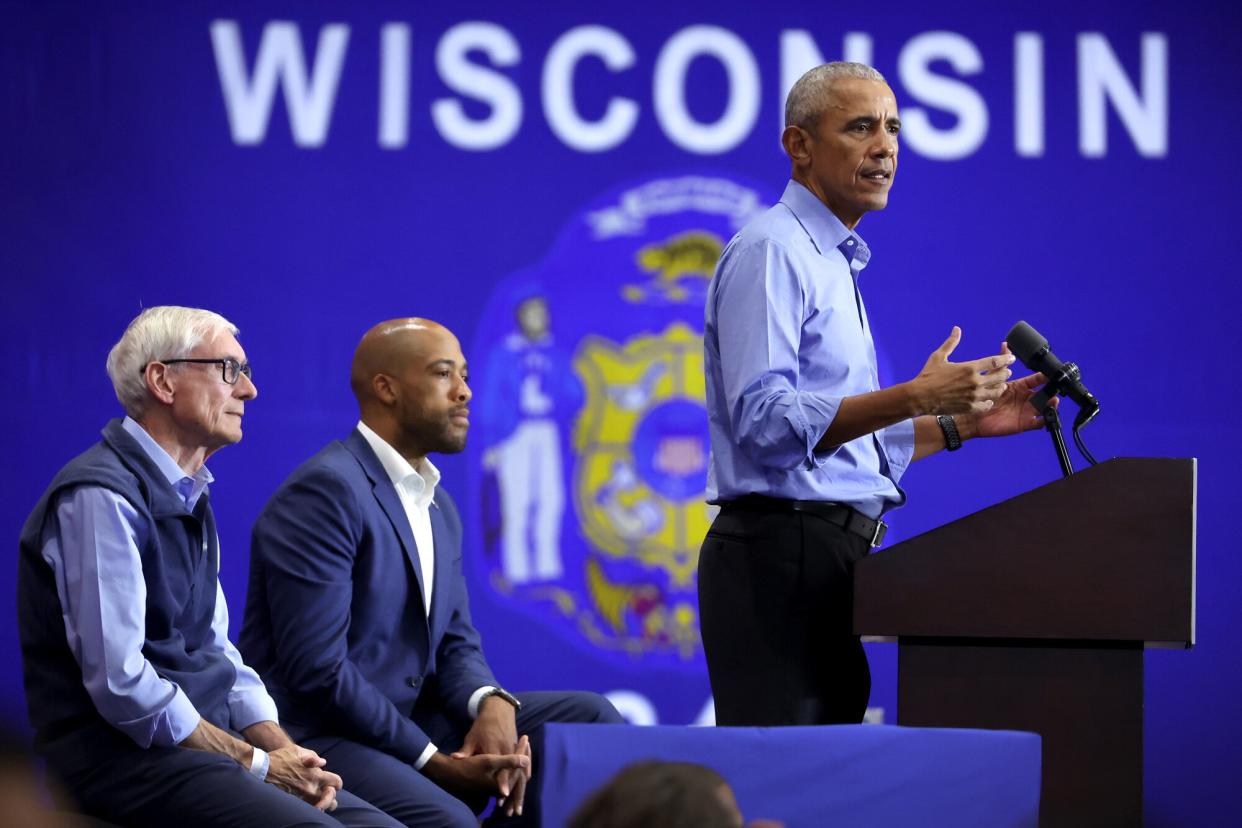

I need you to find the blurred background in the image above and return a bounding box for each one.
[3,2,1239,824]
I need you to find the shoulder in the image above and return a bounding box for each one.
[260,441,364,517]
[21,440,146,550]
[711,208,815,306]
[291,440,363,481]
[48,440,146,508]
[717,205,815,285]
[728,202,810,257]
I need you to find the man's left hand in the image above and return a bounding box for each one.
[453,695,528,816]
[966,345,1055,439]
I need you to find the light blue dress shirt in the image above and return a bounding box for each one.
[37,416,278,748]
[704,180,916,519]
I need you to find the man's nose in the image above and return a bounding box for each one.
[455,378,472,402]
[236,371,258,400]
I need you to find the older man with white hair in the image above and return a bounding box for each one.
[17,306,402,827]
[699,63,1051,727]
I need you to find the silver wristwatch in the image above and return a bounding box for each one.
[480,686,522,710]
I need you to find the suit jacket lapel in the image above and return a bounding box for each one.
[426,497,452,632]
[343,429,431,618]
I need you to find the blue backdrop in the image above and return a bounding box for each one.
[3,2,1239,825]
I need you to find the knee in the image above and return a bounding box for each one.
[574,692,625,724]
[441,799,478,828]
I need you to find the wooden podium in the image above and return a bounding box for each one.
[854,458,1196,827]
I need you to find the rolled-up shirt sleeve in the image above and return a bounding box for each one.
[43,487,201,748]
[880,418,917,483]
[714,238,842,470]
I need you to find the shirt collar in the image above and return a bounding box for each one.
[355,421,440,508]
[779,179,872,274]
[121,416,213,511]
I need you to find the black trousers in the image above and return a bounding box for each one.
[698,506,872,726]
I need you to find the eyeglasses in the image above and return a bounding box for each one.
[144,357,253,385]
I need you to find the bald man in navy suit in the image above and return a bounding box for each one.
[240,318,622,828]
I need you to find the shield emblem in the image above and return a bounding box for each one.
[469,175,773,667]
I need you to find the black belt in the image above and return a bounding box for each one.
[719,495,888,548]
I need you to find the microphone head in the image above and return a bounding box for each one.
[1005,321,1049,367]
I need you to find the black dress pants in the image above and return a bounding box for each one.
[698,506,871,726]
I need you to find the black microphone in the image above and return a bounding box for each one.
[1005,321,1099,426]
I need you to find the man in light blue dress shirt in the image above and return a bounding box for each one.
[17,306,401,827]
[699,64,1051,726]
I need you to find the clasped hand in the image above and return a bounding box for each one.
[266,745,342,812]
[426,698,532,817]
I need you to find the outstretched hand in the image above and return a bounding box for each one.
[969,343,1056,438]
[910,327,1014,416]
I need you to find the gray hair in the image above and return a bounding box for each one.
[785,62,886,129]
[105,306,239,418]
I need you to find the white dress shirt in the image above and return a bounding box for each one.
[355,421,439,614]
[354,422,499,769]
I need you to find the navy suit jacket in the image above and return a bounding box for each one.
[239,429,497,764]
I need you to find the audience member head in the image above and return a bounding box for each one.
[568,760,755,828]
[0,722,76,827]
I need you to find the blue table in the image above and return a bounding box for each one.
[540,723,1041,827]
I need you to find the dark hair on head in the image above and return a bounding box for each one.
[568,760,743,828]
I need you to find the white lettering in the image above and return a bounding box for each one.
[654,25,760,154]
[1078,33,1168,157]
[898,31,989,160]
[1015,33,1044,157]
[210,20,349,147]
[777,31,873,132]
[379,24,410,149]
[542,26,639,152]
[843,32,874,67]
[605,690,658,726]
[432,22,522,151]
[778,30,823,132]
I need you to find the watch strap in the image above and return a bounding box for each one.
[481,687,522,711]
[937,415,963,451]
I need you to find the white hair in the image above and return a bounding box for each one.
[785,62,887,129]
[105,306,239,418]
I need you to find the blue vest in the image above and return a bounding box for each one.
[17,419,236,772]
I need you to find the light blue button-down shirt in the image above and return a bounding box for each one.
[704,180,916,519]
[37,416,278,747]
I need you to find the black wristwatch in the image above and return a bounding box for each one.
[480,686,522,711]
[936,415,963,451]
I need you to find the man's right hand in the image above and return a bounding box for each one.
[422,745,532,809]
[265,746,342,812]
[909,327,1014,416]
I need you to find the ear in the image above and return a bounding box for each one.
[782,124,812,166]
[372,373,398,405]
[145,362,176,406]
